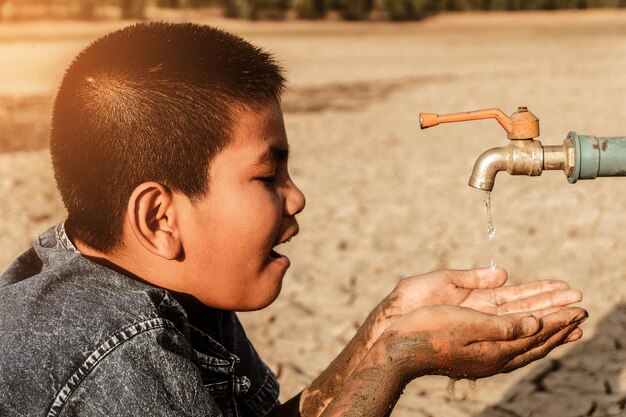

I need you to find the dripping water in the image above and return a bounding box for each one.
[484,191,496,269]
[447,378,458,401]
[447,379,478,401]
[443,195,492,402]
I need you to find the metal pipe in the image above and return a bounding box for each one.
[542,145,567,171]
[567,132,626,183]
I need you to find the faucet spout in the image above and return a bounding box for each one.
[468,140,544,191]
[468,147,510,191]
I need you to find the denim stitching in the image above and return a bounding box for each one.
[46,317,182,417]
[189,324,239,362]
[55,223,80,254]
[243,366,280,417]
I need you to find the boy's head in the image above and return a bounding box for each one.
[51,23,306,310]
[51,22,286,252]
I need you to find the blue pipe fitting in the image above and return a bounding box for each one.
[567,131,626,183]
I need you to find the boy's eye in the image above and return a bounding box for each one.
[258,176,277,185]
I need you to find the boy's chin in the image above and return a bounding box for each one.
[234,272,286,312]
[236,285,283,312]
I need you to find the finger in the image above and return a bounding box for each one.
[565,327,583,343]
[539,307,588,330]
[469,306,586,345]
[502,321,581,372]
[470,308,586,372]
[495,289,583,315]
[491,280,571,305]
[528,306,563,318]
[469,312,541,342]
[448,268,508,290]
[504,307,587,355]
[465,309,586,378]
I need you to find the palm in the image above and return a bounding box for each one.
[383,268,580,321]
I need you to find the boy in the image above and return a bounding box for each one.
[0,23,586,416]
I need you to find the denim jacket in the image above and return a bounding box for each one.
[0,224,279,416]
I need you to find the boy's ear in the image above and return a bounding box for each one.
[127,182,182,260]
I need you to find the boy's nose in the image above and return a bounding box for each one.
[285,179,306,216]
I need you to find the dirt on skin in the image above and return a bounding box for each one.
[2,9,626,417]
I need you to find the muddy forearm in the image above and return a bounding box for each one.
[316,334,428,417]
[318,363,402,417]
[300,301,392,417]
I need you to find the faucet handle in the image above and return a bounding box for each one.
[419,107,540,140]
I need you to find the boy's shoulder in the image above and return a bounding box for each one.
[0,224,278,417]
[0,225,191,413]
[0,224,181,341]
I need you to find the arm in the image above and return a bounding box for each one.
[318,305,587,417]
[269,302,389,417]
[271,268,583,417]
[297,299,391,416]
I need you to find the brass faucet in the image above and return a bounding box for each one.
[419,107,575,191]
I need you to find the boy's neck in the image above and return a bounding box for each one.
[71,232,183,296]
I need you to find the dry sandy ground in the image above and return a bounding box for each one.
[2,9,626,416]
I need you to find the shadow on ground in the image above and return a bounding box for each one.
[474,304,626,417]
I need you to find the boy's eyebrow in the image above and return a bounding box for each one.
[254,145,289,166]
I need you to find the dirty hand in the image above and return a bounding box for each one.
[379,268,582,328]
[379,304,587,381]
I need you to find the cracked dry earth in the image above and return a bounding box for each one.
[2,9,626,417]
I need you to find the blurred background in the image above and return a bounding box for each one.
[2,0,626,24]
[2,2,626,416]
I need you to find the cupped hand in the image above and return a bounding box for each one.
[380,268,582,326]
[380,304,587,381]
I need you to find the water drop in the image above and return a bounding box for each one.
[447,378,458,401]
[484,191,497,268]
[484,191,496,240]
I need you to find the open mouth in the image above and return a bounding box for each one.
[269,249,283,259]
[267,247,290,268]
[268,225,298,265]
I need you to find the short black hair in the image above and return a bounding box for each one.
[51,22,286,252]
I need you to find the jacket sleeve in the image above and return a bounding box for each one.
[53,322,223,417]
